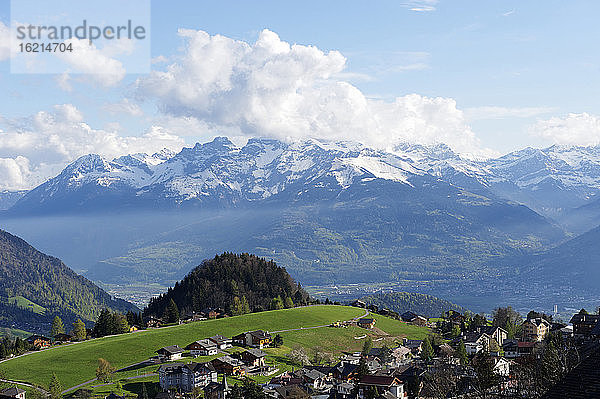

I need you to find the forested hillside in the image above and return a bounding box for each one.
[361,292,468,318]
[144,253,310,318]
[0,229,137,333]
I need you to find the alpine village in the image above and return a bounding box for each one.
[0,249,598,399]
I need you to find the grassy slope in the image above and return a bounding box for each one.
[0,306,428,392]
[7,296,47,314]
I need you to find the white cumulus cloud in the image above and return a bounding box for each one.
[137,29,486,156]
[55,38,128,87]
[0,104,185,190]
[530,113,600,146]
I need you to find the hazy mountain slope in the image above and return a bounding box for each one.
[522,225,600,291]
[0,229,138,332]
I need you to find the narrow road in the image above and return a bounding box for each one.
[0,378,49,396]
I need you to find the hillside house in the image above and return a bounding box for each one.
[570,311,600,338]
[186,339,218,356]
[211,355,246,376]
[357,318,376,329]
[402,339,423,355]
[400,312,427,326]
[26,335,51,349]
[156,345,184,361]
[144,316,163,328]
[0,388,26,399]
[522,318,550,342]
[502,340,519,358]
[478,326,508,346]
[240,348,267,367]
[209,335,232,349]
[352,300,367,308]
[458,332,492,355]
[233,330,272,348]
[204,379,228,399]
[273,384,310,399]
[357,375,405,399]
[201,308,221,319]
[157,362,217,392]
[53,333,73,343]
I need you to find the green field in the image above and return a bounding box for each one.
[7,296,46,314]
[0,305,428,395]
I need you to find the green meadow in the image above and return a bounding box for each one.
[0,305,428,395]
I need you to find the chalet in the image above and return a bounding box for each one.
[502,340,519,358]
[201,308,221,320]
[204,378,228,399]
[209,335,232,349]
[357,318,376,329]
[157,362,217,392]
[156,345,184,361]
[186,339,218,357]
[402,339,423,355]
[477,326,508,346]
[447,311,466,325]
[53,333,73,343]
[492,357,511,377]
[240,348,267,367]
[570,310,600,338]
[400,312,427,326]
[26,335,51,349]
[517,341,537,357]
[335,382,354,398]
[181,312,206,323]
[302,369,330,390]
[273,384,310,399]
[460,332,492,354]
[522,318,550,342]
[144,316,163,329]
[233,330,272,348]
[332,362,359,382]
[357,375,405,399]
[0,388,26,399]
[352,300,366,308]
[211,355,246,376]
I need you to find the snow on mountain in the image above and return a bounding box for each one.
[11,137,600,223]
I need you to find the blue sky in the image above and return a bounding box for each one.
[0,0,599,189]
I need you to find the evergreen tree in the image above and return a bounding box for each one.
[451,324,461,338]
[362,337,373,355]
[357,357,369,377]
[72,319,87,341]
[51,316,65,339]
[49,373,63,399]
[421,336,434,363]
[273,334,284,348]
[166,299,179,323]
[270,296,284,310]
[284,296,294,309]
[457,340,468,365]
[115,314,130,334]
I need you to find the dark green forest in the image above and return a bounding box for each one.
[144,252,310,318]
[361,292,468,318]
[0,229,137,333]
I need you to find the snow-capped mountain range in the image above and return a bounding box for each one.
[9,137,600,230]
